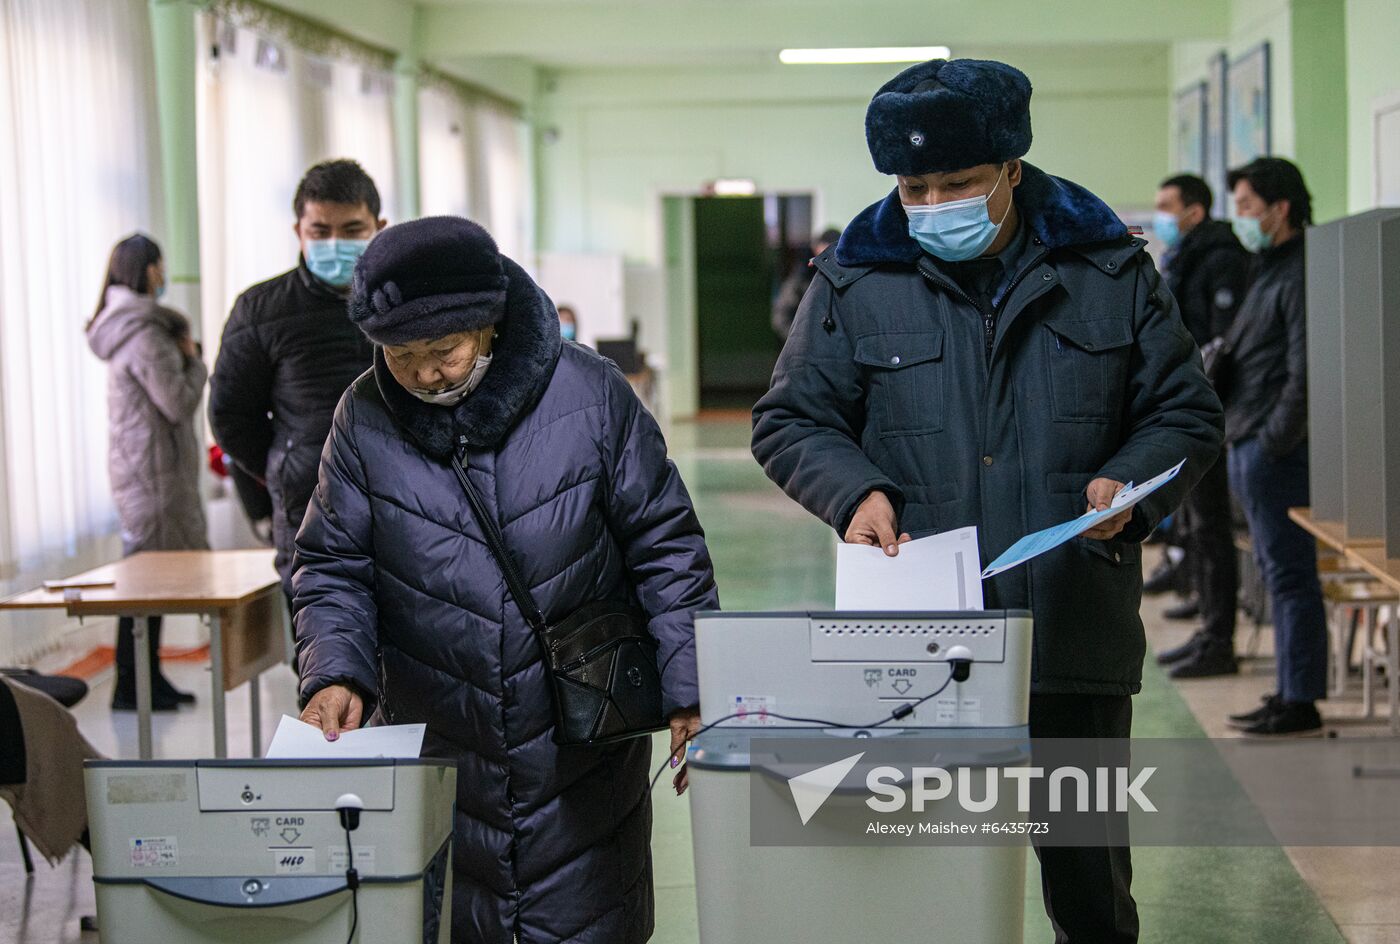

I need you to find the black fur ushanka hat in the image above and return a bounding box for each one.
[865,58,1033,176]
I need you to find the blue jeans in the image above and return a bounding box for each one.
[1227,437,1328,703]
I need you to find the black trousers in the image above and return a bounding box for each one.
[1029,693,1138,944]
[1181,451,1239,646]
[113,616,165,697]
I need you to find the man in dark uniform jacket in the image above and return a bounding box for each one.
[209,159,384,601]
[753,59,1222,942]
[1151,174,1251,678]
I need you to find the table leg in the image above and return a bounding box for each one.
[133,615,153,760]
[1388,609,1399,737]
[208,612,227,759]
[250,673,262,757]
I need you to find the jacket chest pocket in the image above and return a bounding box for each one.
[1043,319,1134,423]
[855,330,945,436]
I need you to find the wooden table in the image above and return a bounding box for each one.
[1287,507,1384,555]
[0,549,283,760]
[1287,509,1400,732]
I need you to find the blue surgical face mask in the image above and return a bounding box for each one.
[1152,211,1182,250]
[904,164,1011,262]
[560,322,577,341]
[305,238,371,289]
[1231,215,1271,253]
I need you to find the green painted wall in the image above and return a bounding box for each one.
[1291,0,1348,222]
[1345,0,1400,211]
[536,47,1170,265]
[1168,0,1355,222]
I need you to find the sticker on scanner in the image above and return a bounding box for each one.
[732,695,778,726]
[129,836,177,867]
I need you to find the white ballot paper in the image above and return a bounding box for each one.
[836,526,984,611]
[981,459,1186,580]
[265,714,426,759]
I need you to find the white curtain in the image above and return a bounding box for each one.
[0,0,162,577]
[323,61,398,223]
[196,21,315,350]
[418,84,473,220]
[196,16,399,351]
[472,101,534,266]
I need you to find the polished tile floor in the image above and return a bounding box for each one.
[2,419,1392,942]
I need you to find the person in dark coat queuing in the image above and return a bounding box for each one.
[292,216,718,944]
[208,159,384,603]
[752,59,1223,943]
[772,227,842,340]
[87,234,207,711]
[1151,174,1251,678]
[1220,157,1327,737]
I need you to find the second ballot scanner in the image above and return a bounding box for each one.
[688,610,1033,944]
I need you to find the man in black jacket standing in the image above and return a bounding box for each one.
[1219,157,1326,736]
[1151,174,1250,678]
[209,159,384,601]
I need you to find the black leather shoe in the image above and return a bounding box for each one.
[1156,632,1207,665]
[111,688,180,712]
[154,673,197,705]
[1239,701,1323,737]
[1,668,88,708]
[1143,558,1183,595]
[1163,598,1200,621]
[1169,646,1239,679]
[1227,693,1281,729]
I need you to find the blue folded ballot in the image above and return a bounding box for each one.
[981,459,1186,579]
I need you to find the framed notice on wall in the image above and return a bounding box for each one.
[1175,81,1207,174]
[1227,42,1272,168]
[1204,51,1229,217]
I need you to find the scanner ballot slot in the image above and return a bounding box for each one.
[197,764,396,812]
[809,616,1006,663]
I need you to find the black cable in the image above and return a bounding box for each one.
[650,665,959,791]
[343,826,359,944]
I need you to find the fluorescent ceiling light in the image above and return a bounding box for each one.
[708,178,758,197]
[779,46,951,65]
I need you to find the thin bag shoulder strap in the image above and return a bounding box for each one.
[450,453,549,635]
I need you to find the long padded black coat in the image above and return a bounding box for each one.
[753,163,1224,696]
[292,256,718,944]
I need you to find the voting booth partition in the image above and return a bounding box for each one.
[687,610,1034,944]
[1306,209,1400,555]
[84,759,456,943]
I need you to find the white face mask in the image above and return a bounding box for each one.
[408,352,492,406]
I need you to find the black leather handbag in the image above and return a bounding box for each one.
[451,456,667,746]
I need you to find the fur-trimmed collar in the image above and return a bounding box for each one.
[834,161,1127,267]
[371,256,562,459]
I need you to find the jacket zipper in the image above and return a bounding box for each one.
[918,248,1048,364]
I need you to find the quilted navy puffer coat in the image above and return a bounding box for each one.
[292,256,718,943]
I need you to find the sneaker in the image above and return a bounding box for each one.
[1239,700,1323,737]
[1169,645,1239,679]
[1227,693,1281,729]
[1163,598,1201,621]
[1156,631,1208,665]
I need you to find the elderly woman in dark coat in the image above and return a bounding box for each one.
[293,217,718,944]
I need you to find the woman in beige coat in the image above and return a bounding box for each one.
[86,234,207,711]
